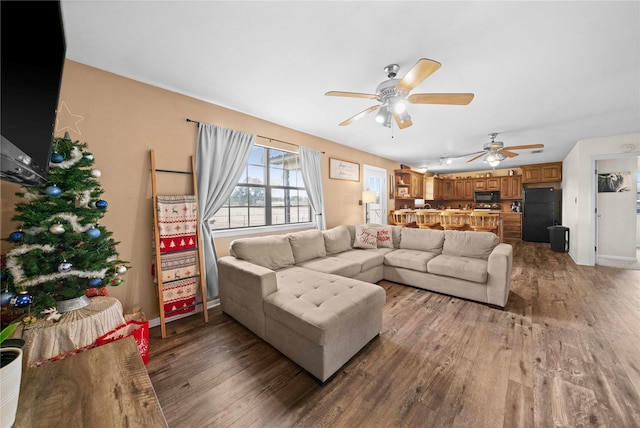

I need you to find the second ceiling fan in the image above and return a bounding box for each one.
[461,133,544,167]
[325,58,474,129]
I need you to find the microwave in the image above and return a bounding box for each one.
[474,191,500,203]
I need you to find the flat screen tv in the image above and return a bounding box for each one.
[1,0,66,186]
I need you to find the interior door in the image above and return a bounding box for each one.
[363,165,387,224]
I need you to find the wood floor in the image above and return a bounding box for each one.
[146,240,640,427]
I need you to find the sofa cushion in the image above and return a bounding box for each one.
[288,229,327,264]
[230,235,295,270]
[353,224,378,249]
[384,248,439,272]
[427,254,488,283]
[400,228,445,253]
[333,248,390,272]
[297,256,361,278]
[265,267,386,345]
[442,230,499,260]
[322,225,352,255]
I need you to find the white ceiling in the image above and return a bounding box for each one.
[60,1,640,173]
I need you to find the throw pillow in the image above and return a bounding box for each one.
[353,224,378,249]
[375,225,394,248]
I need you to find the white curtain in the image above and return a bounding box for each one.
[196,123,255,298]
[299,147,326,230]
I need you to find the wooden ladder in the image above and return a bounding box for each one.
[150,150,208,338]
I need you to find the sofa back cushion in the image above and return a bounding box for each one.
[442,230,499,259]
[288,229,327,263]
[322,225,352,255]
[230,235,295,270]
[400,228,445,253]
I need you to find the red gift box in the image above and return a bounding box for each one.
[96,320,149,364]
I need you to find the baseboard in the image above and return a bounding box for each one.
[598,255,637,262]
[148,298,220,328]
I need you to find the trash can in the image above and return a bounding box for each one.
[547,225,569,252]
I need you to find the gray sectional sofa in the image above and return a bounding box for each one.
[217,224,513,382]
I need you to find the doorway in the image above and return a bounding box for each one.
[595,156,640,270]
[362,165,387,224]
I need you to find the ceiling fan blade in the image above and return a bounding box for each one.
[502,144,544,150]
[392,112,413,129]
[466,152,487,163]
[395,58,441,94]
[325,91,378,100]
[339,105,380,126]
[408,93,475,105]
[500,149,519,158]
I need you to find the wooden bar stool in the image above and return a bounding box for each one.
[468,211,500,235]
[440,211,468,231]
[415,210,441,229]
[391,210,413,227]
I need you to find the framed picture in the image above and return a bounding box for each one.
[397,187,409,197]
[598,171,632,192]
[329,158,360,181]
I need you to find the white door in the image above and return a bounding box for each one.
[363,165,387,224]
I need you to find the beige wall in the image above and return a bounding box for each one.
[0,60,398,319]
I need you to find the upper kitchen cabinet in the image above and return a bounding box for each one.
[521,162,562,184]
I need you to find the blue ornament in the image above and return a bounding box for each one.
[88,277,102,288]
[86,227,101,238]
[0,272,6,281]
[10,292,33,308]
[50,153,64,163]
[45,185,62,197]
[8,230,24,242]
[95,200,108,209]
[1,290,16,305]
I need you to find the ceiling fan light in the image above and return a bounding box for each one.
[382,113,393,128]
[488,159,501,167]
[485,152,497,162]
[399,111,411,123]
[375,105,389,124]
[393,100,406,114]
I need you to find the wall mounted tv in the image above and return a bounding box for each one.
[1,1,66,186]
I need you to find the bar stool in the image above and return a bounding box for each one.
[468,211,500,236]
[415,210,441,229]
[391,210,413,227]
[440,211,468,231]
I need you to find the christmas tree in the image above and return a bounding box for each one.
[2,134,129,316]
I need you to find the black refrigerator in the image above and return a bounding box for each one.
[522,187,561,242]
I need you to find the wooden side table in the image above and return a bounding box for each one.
[13,336,167,427]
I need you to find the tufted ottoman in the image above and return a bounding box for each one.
[263,266,386,383]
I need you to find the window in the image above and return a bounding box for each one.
[210,146,312,230]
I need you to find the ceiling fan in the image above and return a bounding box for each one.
[325,58,474,129]
[457,133,544,167]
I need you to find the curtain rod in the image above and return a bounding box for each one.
[186,118,324,153]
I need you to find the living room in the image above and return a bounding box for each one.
[1,2,639,427]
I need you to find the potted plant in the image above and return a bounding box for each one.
[1,322,22,428]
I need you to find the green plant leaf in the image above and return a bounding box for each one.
[0,323,20,344]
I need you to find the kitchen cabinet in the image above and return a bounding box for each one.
[502,212,522,240]
[394,169,424,208]
[500,176,523,199]
[473,177,500,191]
[424,177,443,200]
[442,179,455,199]
[454,179,474,200]
[521,162,562,183]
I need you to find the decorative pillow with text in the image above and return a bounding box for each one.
[353,224,378,249]
[375,226,394,248]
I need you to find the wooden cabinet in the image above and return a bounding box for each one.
[500,176,522,199]
[424,177,443,200]
[473,177,500,191]
[394,169,424,208]
[502,212,522,240]
[521,162,562,183]
[442,179,455,199]
[453,179,474,200]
